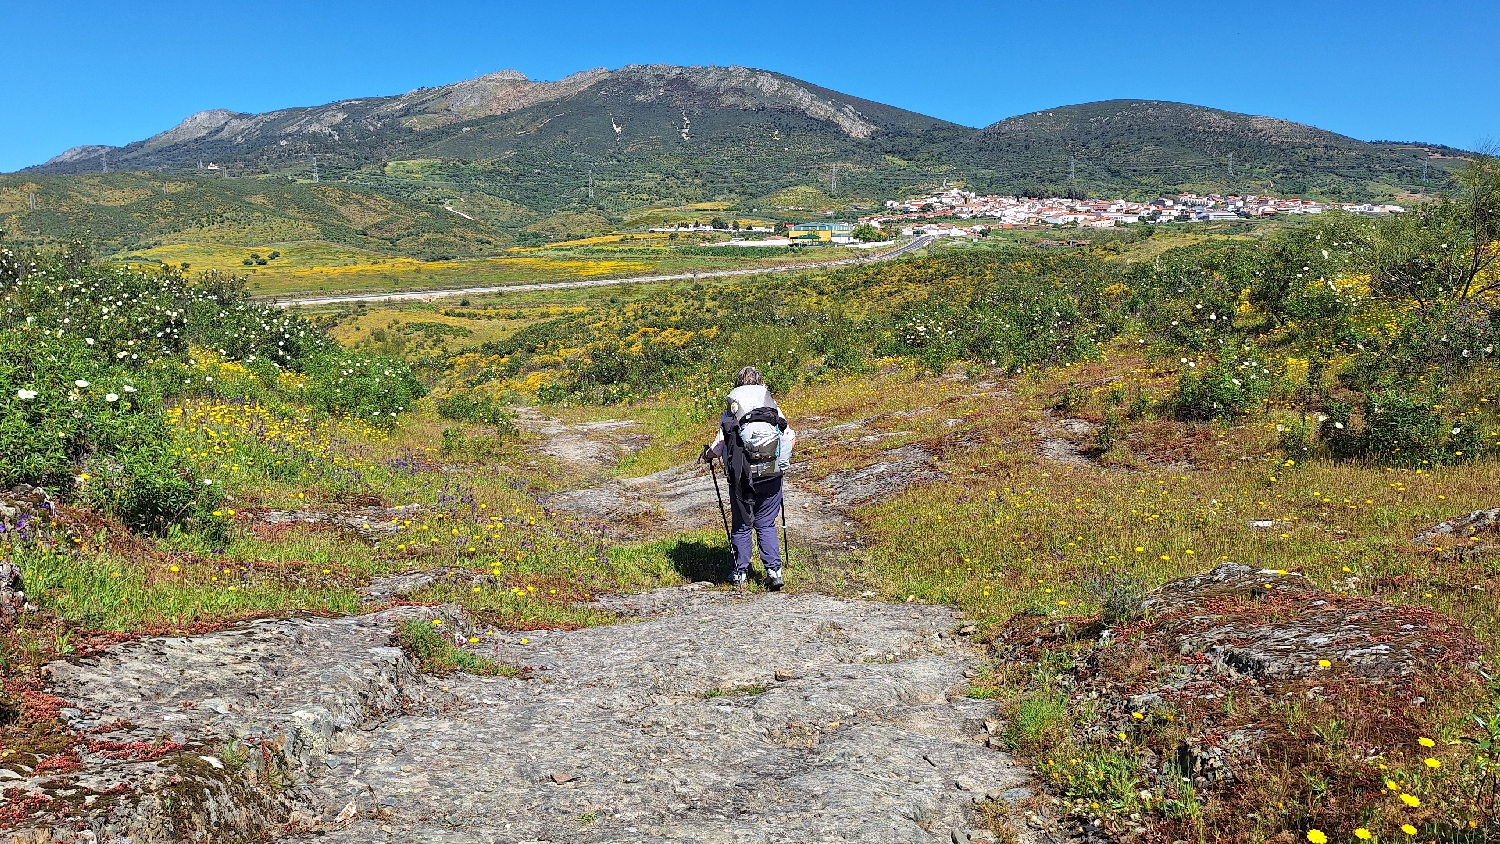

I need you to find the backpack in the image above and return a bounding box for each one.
[725,385,787,481]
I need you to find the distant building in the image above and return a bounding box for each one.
[788,222,855,243]
[1199,210,1241,221]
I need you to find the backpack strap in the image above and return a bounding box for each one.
[721,417,756,524]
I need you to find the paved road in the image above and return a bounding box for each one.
[268,236,936,308]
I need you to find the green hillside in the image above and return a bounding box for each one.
[0,172,522,258]
[7,67,1473,257]
[957,99,1463,200]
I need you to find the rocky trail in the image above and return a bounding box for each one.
[524,410,850,553]
[14,587,1040,844]
[4,409,1052,843]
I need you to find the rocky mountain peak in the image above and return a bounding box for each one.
[610,64,881,139]
[142,108,245,151]
[41,144,115,166]
[388,66,610,127]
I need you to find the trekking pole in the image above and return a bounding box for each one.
[707,456,733,549]
[780,496,791,567]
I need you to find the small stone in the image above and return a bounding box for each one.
[774,669,802,682]
[998,787,1033,804]
[954,775,977,791]
[0,769,20,780]
[959,624,977,636]
[551,771,577,784]
[1128,692,1165,714]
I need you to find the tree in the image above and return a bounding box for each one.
[852,223,885,242]
[1371,154,1500,311]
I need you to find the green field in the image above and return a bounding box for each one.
[117,238,865,298]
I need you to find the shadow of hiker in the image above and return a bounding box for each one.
[667,539,732,584]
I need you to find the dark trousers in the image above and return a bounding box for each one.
[730,475,783,576]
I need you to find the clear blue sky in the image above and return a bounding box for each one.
[3,0,1495,173]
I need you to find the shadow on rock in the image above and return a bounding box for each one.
[667,539,732,584]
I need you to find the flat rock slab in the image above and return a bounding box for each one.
[15,589,1029,844]
[1035,418,1099,469]
[1413,507,1500,551]
[516,410,645,469]
[1142,563,1483,680]
[249,504,424,538]
[360,567,498,604]
[305,586,1028,843]
[816,445,940,507]
[12,605,467,843]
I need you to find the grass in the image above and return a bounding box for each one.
[1002,690,1072,756]
[702,684,768,699]
[328,306,550,357]
[394,618,519,677]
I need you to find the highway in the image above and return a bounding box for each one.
[268,236,936,308]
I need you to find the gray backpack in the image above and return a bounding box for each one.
[725,385,785,480]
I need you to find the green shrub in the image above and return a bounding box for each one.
[1366,391,1446,460]
[0,328,170,493]
[434,392,518,434]
[1277,415,1316,460]
[81,445,213,534]
[0,246,421,530]
[299,353,424,426]
[1322,390,1466,467]
[1174,348,1273,421]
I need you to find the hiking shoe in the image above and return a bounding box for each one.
[765,568,784,591]
[729,572,747,590]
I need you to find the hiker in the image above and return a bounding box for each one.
[701,366,795,590]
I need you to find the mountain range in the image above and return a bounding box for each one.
[1,64,1469,255]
